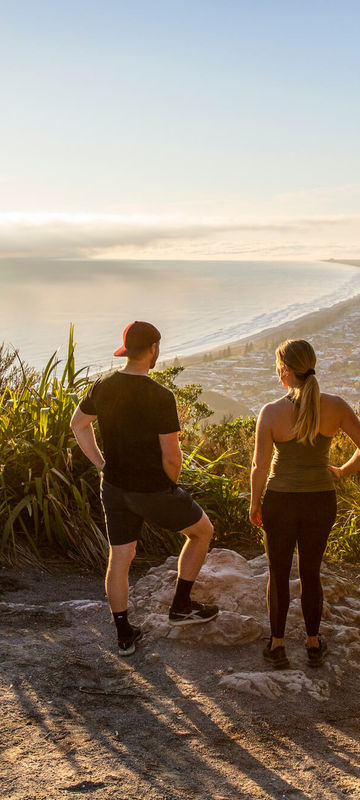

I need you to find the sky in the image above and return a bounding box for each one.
[1,0,359,260]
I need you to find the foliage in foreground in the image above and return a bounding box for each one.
[0,327,359,571]
[0,326,107,570]
[328,481,360,562]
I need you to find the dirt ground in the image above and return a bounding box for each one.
[1,560,360,800]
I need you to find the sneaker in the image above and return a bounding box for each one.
[118,626,142,657]
[263,638,290,669]
[307,637,328,668]
[168,600,219,626]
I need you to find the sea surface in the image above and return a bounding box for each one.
[1,258,360,372]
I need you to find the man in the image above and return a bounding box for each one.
[70,320,218,656]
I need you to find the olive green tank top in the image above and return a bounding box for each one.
[267,433,335,492]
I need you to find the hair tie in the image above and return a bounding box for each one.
[294,367,316,380]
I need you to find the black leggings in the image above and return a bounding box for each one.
[262,490,337,638]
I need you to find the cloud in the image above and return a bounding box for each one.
[0,211,359,260]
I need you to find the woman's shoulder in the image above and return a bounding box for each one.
[320,392,357,426]
[258,396,288,421]
[320,392,347,410]
[263,396,289,410]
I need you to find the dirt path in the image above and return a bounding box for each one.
[1,561,360,800]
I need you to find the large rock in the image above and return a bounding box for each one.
[141,610,263,645]
[130,548,360,655]
[131,548,267,644]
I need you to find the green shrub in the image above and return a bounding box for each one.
[199,416,256,484]
[150,365,213,430]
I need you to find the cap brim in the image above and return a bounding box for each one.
[114,338,160,357]
[113,346,128,357]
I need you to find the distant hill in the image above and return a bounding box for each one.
[326,259,360,267]
[200,390,252,423]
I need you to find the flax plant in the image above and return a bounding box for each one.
[0,325,107,569]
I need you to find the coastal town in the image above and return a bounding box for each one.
[172,294,360,420]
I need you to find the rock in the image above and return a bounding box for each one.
[144,652,160,664]
[330,605,360,624]
[167,612,263,645]
[130,548,360,665]
[141,610,262,645]
[141,613,171,640]
[334,626,360,643]
[0,599,107,629]
[344,596,360,609]
[220,670,330,702]
[347,642,360,663]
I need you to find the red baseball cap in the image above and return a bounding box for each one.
[113,320,161,357]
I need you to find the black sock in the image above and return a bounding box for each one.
[171,578,194,611]
[112,610,134,638]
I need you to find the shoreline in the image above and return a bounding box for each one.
[324,258,360,268]
[162,289,360,368]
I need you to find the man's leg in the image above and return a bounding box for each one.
[178,512,214,580]
[105,540,137,612]
[169,512,218,624]
[105,541,141,655]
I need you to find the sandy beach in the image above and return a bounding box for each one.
[166,267,360,421]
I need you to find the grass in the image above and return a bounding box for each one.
[327,479,360,561]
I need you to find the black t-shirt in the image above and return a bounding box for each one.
[79,371,180,492]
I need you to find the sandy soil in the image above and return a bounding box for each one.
[1,558,360,800]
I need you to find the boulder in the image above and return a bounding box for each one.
[130,548,360,667]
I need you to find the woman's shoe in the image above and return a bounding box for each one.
[263,638,290,669]
[306,637,328,667]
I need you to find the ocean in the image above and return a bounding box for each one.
[1,258,360,372]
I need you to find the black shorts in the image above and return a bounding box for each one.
[100,479,203,546]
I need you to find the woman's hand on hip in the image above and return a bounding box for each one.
[328,465,342,480]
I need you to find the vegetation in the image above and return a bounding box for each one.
[0,327,359,571]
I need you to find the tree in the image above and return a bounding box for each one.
[150,365,213,430]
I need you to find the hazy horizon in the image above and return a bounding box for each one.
[1,1,360,261]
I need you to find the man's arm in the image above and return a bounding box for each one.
[159,432,182,483]
[70,406,105,470]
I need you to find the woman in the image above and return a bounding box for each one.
[250,338,360,669]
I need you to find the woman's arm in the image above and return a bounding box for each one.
[250,405,274,527]
[328,399,360,479]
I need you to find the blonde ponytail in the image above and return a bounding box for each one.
[276,339,320,445]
